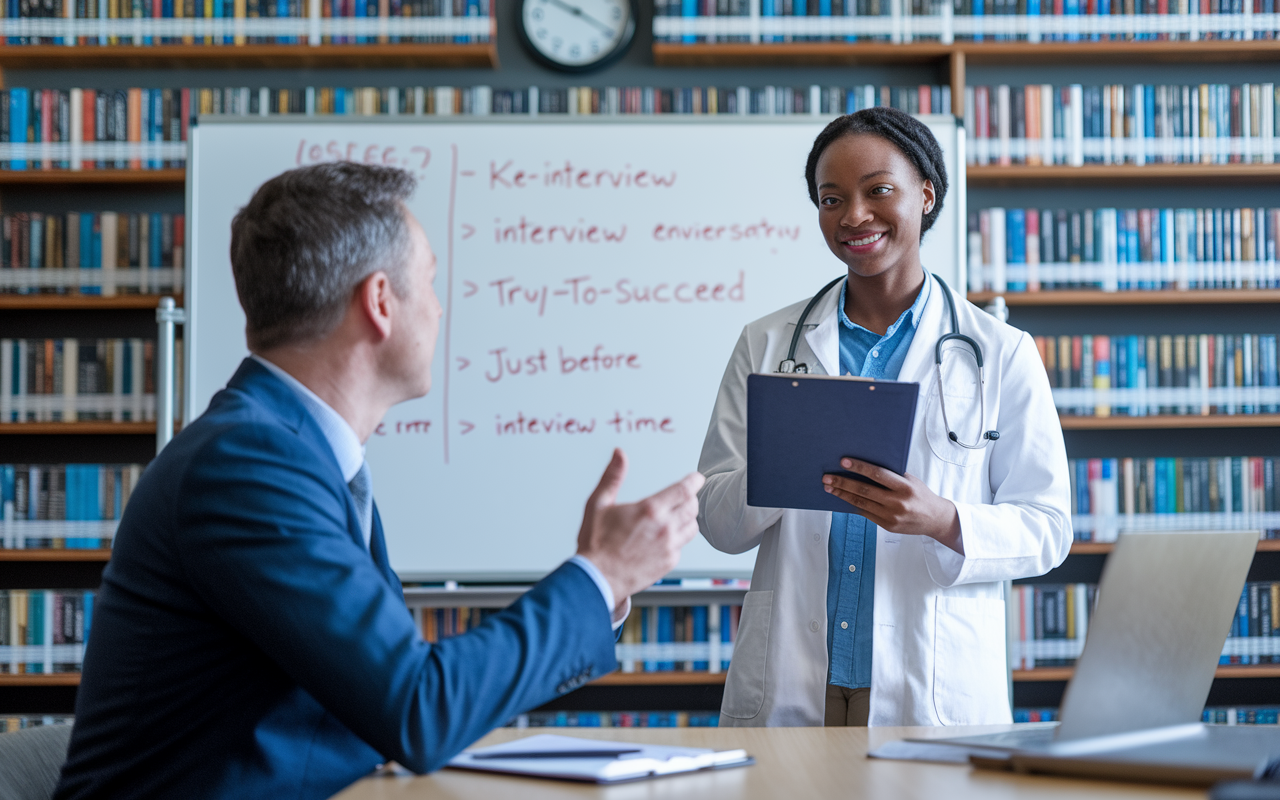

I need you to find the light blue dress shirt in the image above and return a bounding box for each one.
[827,276,930,689]
[248,354,618,616]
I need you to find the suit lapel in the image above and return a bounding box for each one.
[368,504,403,597]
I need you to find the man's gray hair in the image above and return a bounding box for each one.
[230,162,417,352]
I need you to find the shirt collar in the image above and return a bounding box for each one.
[250,354,365,485]
[837,271,932,338]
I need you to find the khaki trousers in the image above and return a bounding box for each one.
[823,684,871,727]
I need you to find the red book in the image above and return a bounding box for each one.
[180,89,191,148]
[40,90,53,170]
[81,90,95,171]
[918,85,931,114]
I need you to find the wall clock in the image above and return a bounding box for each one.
[518,0,638,73]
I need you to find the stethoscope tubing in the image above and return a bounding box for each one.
[778,272,998,449]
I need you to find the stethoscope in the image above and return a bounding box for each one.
[776,272,1000,449]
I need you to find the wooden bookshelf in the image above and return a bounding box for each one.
[652,40,1280,67]
[0,169,185,186]
[593,672,728,687]
[968,289,1280,307]
[0,673,81,687]
[0,549,112,562]
[1058,414,1280,430]
[0,422,156,435]
[968,163,1280,186]
[0,42,497,70]
[1015,666,1280,682]
[1068,540,1280,557]
[0,294,182,310]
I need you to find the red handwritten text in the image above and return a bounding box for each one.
[490,160,676,190]
[653,219,802,242]
[494,217,627,245]
[487,272,744,315]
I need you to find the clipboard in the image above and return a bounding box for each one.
[746,372,919,513]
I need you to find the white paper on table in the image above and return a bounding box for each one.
[447,733,754,783]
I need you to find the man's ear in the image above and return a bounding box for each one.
[357,271,394,343]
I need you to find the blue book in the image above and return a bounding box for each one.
[692,606,708,671]
[720,605,732,670]
[65,465,80,548]
[83,592,94,645]
[1075,459,1089,515]
[761,0,775,43]
[1113,336,1127,414]
[972,0,983,42]
[1239,587,1250,640]
[1007,209,1027,291]
[9,88,27,170]
[641,609,653,672]
[150,90,164,169]
[681,0,697,44]
[657,607,673,671]
[1062,0,1077,41]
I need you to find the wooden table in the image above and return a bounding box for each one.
[332,725,1208,799]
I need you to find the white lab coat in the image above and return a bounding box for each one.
[697,274,1072,728]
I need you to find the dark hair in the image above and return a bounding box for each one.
[804,106,948,237]
[230,162,417,352]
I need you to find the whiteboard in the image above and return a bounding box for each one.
[187,116,964,581]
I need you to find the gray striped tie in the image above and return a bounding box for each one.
[347,461,373,549]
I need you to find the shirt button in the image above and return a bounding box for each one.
[872,350,879,358]
[841,621,849,629]
[813,533,821,542]
[809,619,820,632]
[849,564,856,572]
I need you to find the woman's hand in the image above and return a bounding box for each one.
[823,457,964,554]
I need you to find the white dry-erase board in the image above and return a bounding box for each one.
[186,115,964,581]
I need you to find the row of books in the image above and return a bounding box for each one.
[0,590,94,674]
[1032,334,1280,416]
[508,711,720,728]
[1009,583,1095,669]
[1011,581,1280,669]
[0,1,492,45]
[1205,707,1280,724]
[1027,708,1280,725]
[2,339,164,423]
[965,83,1278,166]
[0,716,73,731]
[1,212,185,294]
[1,463,141,548]
[1067,458,1280,542]
[653,4,1280,43]
[0,84,956,172]
[969,207,1280,292]
[416,604,742,673]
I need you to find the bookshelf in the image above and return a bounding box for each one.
[0,43,498,70]
[0,170,186,186]
[0,295,183,310]
[969,290,1280,306]
[967,164,1280,186]
[1013,666,1280,682]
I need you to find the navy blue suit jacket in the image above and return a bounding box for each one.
[55,359,618,800]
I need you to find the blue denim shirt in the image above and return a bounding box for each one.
[827,275,929,689]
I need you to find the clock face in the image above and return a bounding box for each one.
[519,0,636,72]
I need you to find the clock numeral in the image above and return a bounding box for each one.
[536,27,547,38]
[569,44,580,57]
[531,7,542,18]
[590,40,599,53]
[611,5,621,17]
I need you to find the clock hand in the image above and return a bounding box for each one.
[545,0,617,37]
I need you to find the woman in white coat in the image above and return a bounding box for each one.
[697,107,1073,728]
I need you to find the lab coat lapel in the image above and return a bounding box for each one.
[897,274,949,387]
[802,278,844,377]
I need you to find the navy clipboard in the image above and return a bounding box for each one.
[746,373,919,513]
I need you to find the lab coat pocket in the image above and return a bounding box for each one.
[721,590,773,720]
[931,596,1009,726]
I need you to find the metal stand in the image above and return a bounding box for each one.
[156,297,188,455]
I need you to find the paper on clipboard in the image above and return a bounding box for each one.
[446,734,755,784]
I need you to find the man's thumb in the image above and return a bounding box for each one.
[587,448,628,510]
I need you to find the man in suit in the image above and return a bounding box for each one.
[55,163,703,800]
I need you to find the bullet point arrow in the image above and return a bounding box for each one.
[463,280,478,298]
[459,420,475,435]
[456,357,470,371]
[461,224,475,239]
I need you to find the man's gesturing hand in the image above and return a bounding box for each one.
[576,449,705,607]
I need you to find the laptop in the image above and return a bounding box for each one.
[912,530,1280,785]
